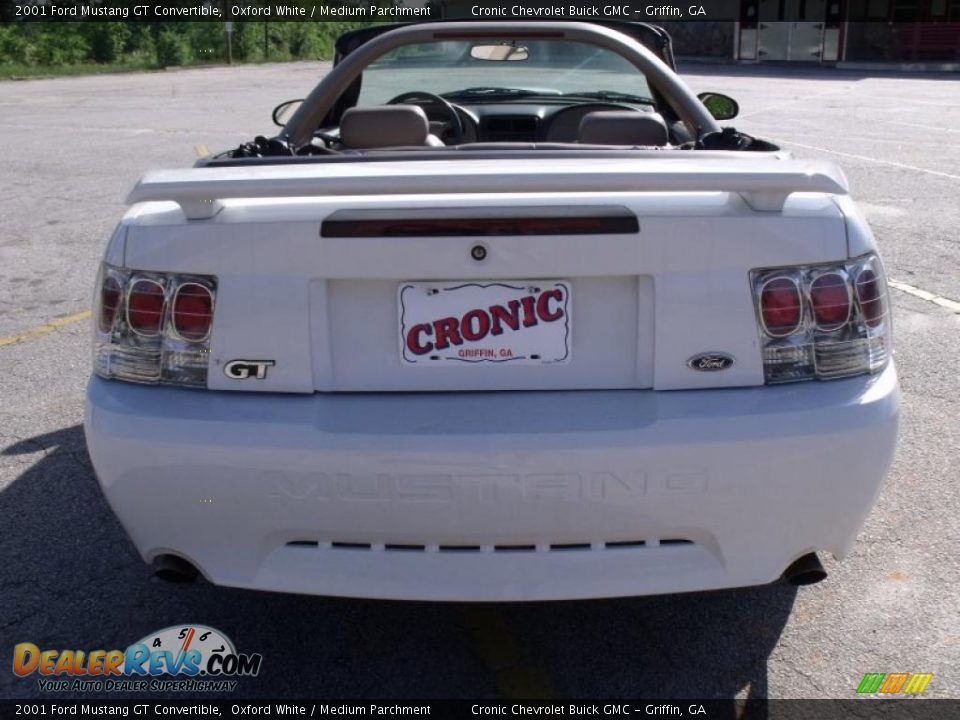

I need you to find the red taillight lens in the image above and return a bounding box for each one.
[173,283,214,342]
[94,263,218,388]
[760,276,802,336]
[99,275,122,333]
[810,272,850,331]
[855,269,884,327]
[751,255,890,384]
[127,279,166,336]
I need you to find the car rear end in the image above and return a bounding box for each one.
[84,156,899,600]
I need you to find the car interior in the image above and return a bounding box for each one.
[333,104,672,151]
[212,22,778,164]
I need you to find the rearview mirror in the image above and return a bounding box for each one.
[470,44,530,62]
[272,99,304,127]
[697,92,739,121]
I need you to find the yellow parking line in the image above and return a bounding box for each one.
[0,275,949,352]
[0,310,91,348]
[461,605,557,699]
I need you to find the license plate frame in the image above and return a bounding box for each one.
[398,280,572,366]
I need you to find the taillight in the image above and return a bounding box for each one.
[172,283,214,342]
[127,279,166,337]
[810,272,850,332]
[855,268,884,327]
[99,274,122,333]
[93,264,217,388]
[760,277,802,336]
[751,254,890,384]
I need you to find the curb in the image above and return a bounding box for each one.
[677,58,960,74]
[837,61,960,73]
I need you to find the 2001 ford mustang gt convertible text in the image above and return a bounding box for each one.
[84,21,899,601]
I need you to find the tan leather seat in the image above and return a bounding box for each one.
[338,106,445,149]
[578,110,669,147]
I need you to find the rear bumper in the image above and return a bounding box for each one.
[84,364,899,601]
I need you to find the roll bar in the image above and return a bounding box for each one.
[280,21,721,150]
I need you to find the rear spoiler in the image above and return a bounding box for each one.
[127,157,849,220]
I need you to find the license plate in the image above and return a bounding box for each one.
[399,280,572,366]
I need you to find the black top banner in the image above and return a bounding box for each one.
[8,0,953,23]
[5,0,758,24]
[2,700,959,719]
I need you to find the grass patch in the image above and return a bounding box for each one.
[0,57,325,81]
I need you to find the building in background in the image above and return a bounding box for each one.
[663,0,959,63]
[434,0,959,65]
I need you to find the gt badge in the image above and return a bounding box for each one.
[687,353,735,372]
[224,360,275,380]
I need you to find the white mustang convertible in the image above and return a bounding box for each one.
[85,21,899,601]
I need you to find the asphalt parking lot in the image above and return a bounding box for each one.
[1,60,958,700]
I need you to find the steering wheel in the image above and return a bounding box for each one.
[387,91,463,145]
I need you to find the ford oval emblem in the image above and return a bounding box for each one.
[688,353,735,372]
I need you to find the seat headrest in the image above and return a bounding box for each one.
[339,106,430,149]
[578,110,669,147]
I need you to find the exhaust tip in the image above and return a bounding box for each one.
[153,554,200,584]
[782,552,827,586]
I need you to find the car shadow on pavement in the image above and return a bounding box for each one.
[1,424,796,704]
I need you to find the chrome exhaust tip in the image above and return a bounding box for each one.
[782,552,827,586]
[153,554,200,584]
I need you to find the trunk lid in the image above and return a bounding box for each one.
[122,156,850,392]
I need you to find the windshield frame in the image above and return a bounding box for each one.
[353,38,658,109]
[333,21,676,68]
[279,21,719,150]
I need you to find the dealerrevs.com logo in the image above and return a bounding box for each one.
[13,625,262,693]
